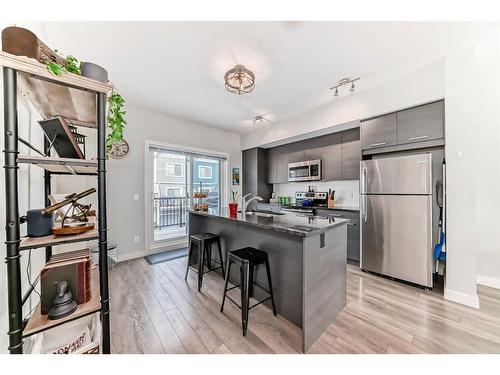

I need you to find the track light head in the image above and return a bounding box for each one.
[334,87,338,96]
[350,83,355,92]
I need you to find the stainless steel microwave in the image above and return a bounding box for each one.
[288,160,322,182]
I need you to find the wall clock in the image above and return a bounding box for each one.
[109,139,130,159]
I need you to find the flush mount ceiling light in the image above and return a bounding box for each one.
[251,114,271,126]
[330,77,360,96]
[224,64,255,95]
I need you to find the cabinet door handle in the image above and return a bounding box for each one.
[409,135,429,141]
[347,222,356,227]
[369,142,386,147]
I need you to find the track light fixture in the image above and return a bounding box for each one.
[330,77,360,96]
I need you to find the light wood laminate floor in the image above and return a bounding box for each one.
[109,257,500,354]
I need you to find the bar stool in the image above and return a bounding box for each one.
[220,247,276,336]
[185,233,225,291]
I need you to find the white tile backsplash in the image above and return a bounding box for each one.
[273,180,359,207]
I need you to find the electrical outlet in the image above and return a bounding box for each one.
[134,235,140,243]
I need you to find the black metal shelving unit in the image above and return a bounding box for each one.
[1,52,112,354]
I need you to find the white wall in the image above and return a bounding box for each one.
[105,105,241,261]
[444,28,500,303]
[0,22,48,353]
[242,60,445,150]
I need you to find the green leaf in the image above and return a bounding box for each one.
[46,61,65,76]
[106,90,127,157]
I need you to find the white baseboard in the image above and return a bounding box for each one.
[477,275,500,289]
[444,288,480,309]
[117,240,188,262]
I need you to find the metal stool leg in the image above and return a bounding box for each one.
[185,237,194,280]
[220,258,232,313]
[216,238,225,277]
[240,262,251,336]
[264,258,277,316]
[197,240,205,291]
[206,242,212,271]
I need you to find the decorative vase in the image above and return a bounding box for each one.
[229,203,238,217]
[81,62,109,83]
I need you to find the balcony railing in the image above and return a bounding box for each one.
[153,196,187,229]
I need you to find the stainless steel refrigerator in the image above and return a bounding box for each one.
[360,153,434,287]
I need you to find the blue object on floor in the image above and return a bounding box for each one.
[144,248,188,265]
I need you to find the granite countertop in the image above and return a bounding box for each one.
[188,209,349,237]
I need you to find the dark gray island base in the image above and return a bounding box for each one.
[188,209,348,352]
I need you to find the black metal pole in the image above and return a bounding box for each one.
[97,92,110,353]
[3,67,23,354]
[43,136,52,262]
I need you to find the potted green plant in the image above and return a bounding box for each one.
[229,191,240,217]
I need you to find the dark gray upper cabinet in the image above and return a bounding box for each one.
[361,113,397,150]
[341,127,361,180]
[397,101,444,145]
[321,133,342,181]
[303,137,323,160]
[288,142,305,163]
[266,148,277,184]
[275,152,290,183]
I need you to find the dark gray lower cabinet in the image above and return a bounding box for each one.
[315,209,360,262]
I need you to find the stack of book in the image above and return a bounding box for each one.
[40,249,93,315]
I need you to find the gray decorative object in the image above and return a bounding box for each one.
[81,62,108,83]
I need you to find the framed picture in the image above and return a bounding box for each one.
[232,167,240,185]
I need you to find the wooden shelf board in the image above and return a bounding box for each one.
[0,51,113,129]
[20,226,98,250]
[0,51,112,94]
[23,267,101,338]
[18,155,97,175]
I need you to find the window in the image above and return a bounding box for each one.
[167,163,183,177]
[167,188,181,197]
[198,165,212,179]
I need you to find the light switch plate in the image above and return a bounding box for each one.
[134,235,140,243]
[133,193,139,201]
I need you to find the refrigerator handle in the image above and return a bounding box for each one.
[362,195,367,222]
[361,164,368,194]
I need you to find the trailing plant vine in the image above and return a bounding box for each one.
[45,51,81,76]
[43,50,126,155]
[106,91,126,153]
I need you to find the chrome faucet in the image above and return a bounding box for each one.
[242,193,263,213]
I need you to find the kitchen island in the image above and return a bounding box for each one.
[188,209,348,352]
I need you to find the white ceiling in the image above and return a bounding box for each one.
[42,21,493,134]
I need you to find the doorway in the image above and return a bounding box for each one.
[145,141,227,252]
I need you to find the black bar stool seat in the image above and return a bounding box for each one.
[220,247,276,336]
[185,233,225,291]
